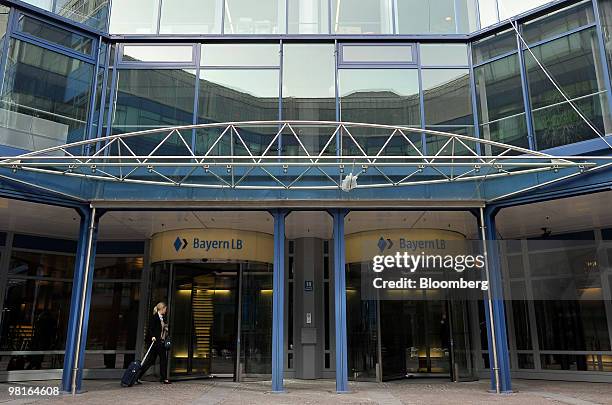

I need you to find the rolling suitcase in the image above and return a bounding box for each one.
[121,341,155,387]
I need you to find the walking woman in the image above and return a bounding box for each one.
[137,302,171,384]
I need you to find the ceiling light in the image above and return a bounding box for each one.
[445,16,452,21]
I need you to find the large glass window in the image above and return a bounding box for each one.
[331,0,392,34]
[0,250,74,371]
[282,43,335,121]
[111,69,196,156]
[16,14,94,56]
[223,0,286,34]
[22,0,109,31]
[422,69,474,154]
[342,44,414,64]
[475,54,529,149]
[122,45,194,63]
[201,44,280,67]
[420,44,468,66]
[282,44,336,155]
[522,1,595,45]
[525,28,612,149]
[110,0,159,34]
[471,30,518,65]
[160,0,222,34]
[112,69,196,134]
[85,257,143,370]
[338,68,421,155]
[288,0,329,34]
[0,40,94,151]
[397,0,478,34]
[338,69,420,125]
[197,70,279,155]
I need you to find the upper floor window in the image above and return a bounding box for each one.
[16,14,95,57]
[340,44,414,65]
[223,0,286,34]
[332,0,393,34]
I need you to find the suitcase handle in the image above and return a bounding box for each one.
[142,341,155,364]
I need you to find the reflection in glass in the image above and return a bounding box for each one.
[475,53,529,148]
[8,251,75,279]
[422,69,474,154]
[22,0,110,31]
[0,6,8,42]
[224,0,285,34]
[471,29,517,65]
[201,44,280,67]
[420,44,468,66]
[338,69,420,125]
[331,0,392,34]
[525,28,611,149]
[339,68,421,156]
[522,1,594,45]
[110,0,159,34]
[16,14,94,55]
[197,70,279,122]
[288,0,329,34]
[498,0,559,21]
[397,0,478,34]
[282,44,336,155]
[112,69,196,156]
[86,256,144,369]
[0,40,94,151]
[422,69,472,126]
[197,69,279,155]
[1,253,73,371]
[346,263,378,380]
[240,263,273,376]
[123,45,194,63]
[342,45,413,63]
[160,0,222,34]
[282,44,335,119]
[112,69,196,133]
[86,282,140,369]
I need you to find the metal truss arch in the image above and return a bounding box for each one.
[0,121,600,195]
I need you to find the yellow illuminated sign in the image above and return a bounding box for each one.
[150,228,273,264]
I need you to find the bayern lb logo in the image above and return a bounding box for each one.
[173,236,188,252]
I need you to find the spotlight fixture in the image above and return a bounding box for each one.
[341,172,358,192]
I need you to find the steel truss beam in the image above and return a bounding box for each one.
[0,121,601,194]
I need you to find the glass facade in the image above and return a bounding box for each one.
[0,1,609,155]
[502,230,612,372]
[3,0,612,389]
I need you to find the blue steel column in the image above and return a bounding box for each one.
[61,206,100,393]
[332,209,349,393]
[480,207,512,393]
[271,209,287,393]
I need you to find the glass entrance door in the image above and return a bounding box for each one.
[169,263,239,378]
[380,297,452,380]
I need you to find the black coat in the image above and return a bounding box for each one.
[145,314,167,342]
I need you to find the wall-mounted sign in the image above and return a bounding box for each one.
[304,280,313,292]
[345,228,467,264]
[150,228,274,263]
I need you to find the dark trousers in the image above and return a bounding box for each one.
[138,341,168,381]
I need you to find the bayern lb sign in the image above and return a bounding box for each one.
[150,228,274,263]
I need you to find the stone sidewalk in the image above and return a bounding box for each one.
[0,378,610,405]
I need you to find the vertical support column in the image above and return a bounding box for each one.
[479,207,512,393]
[62,206,101,394]
[271,209,287,393]
[332,209,349,393]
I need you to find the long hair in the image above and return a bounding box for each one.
[153,301,167,315]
